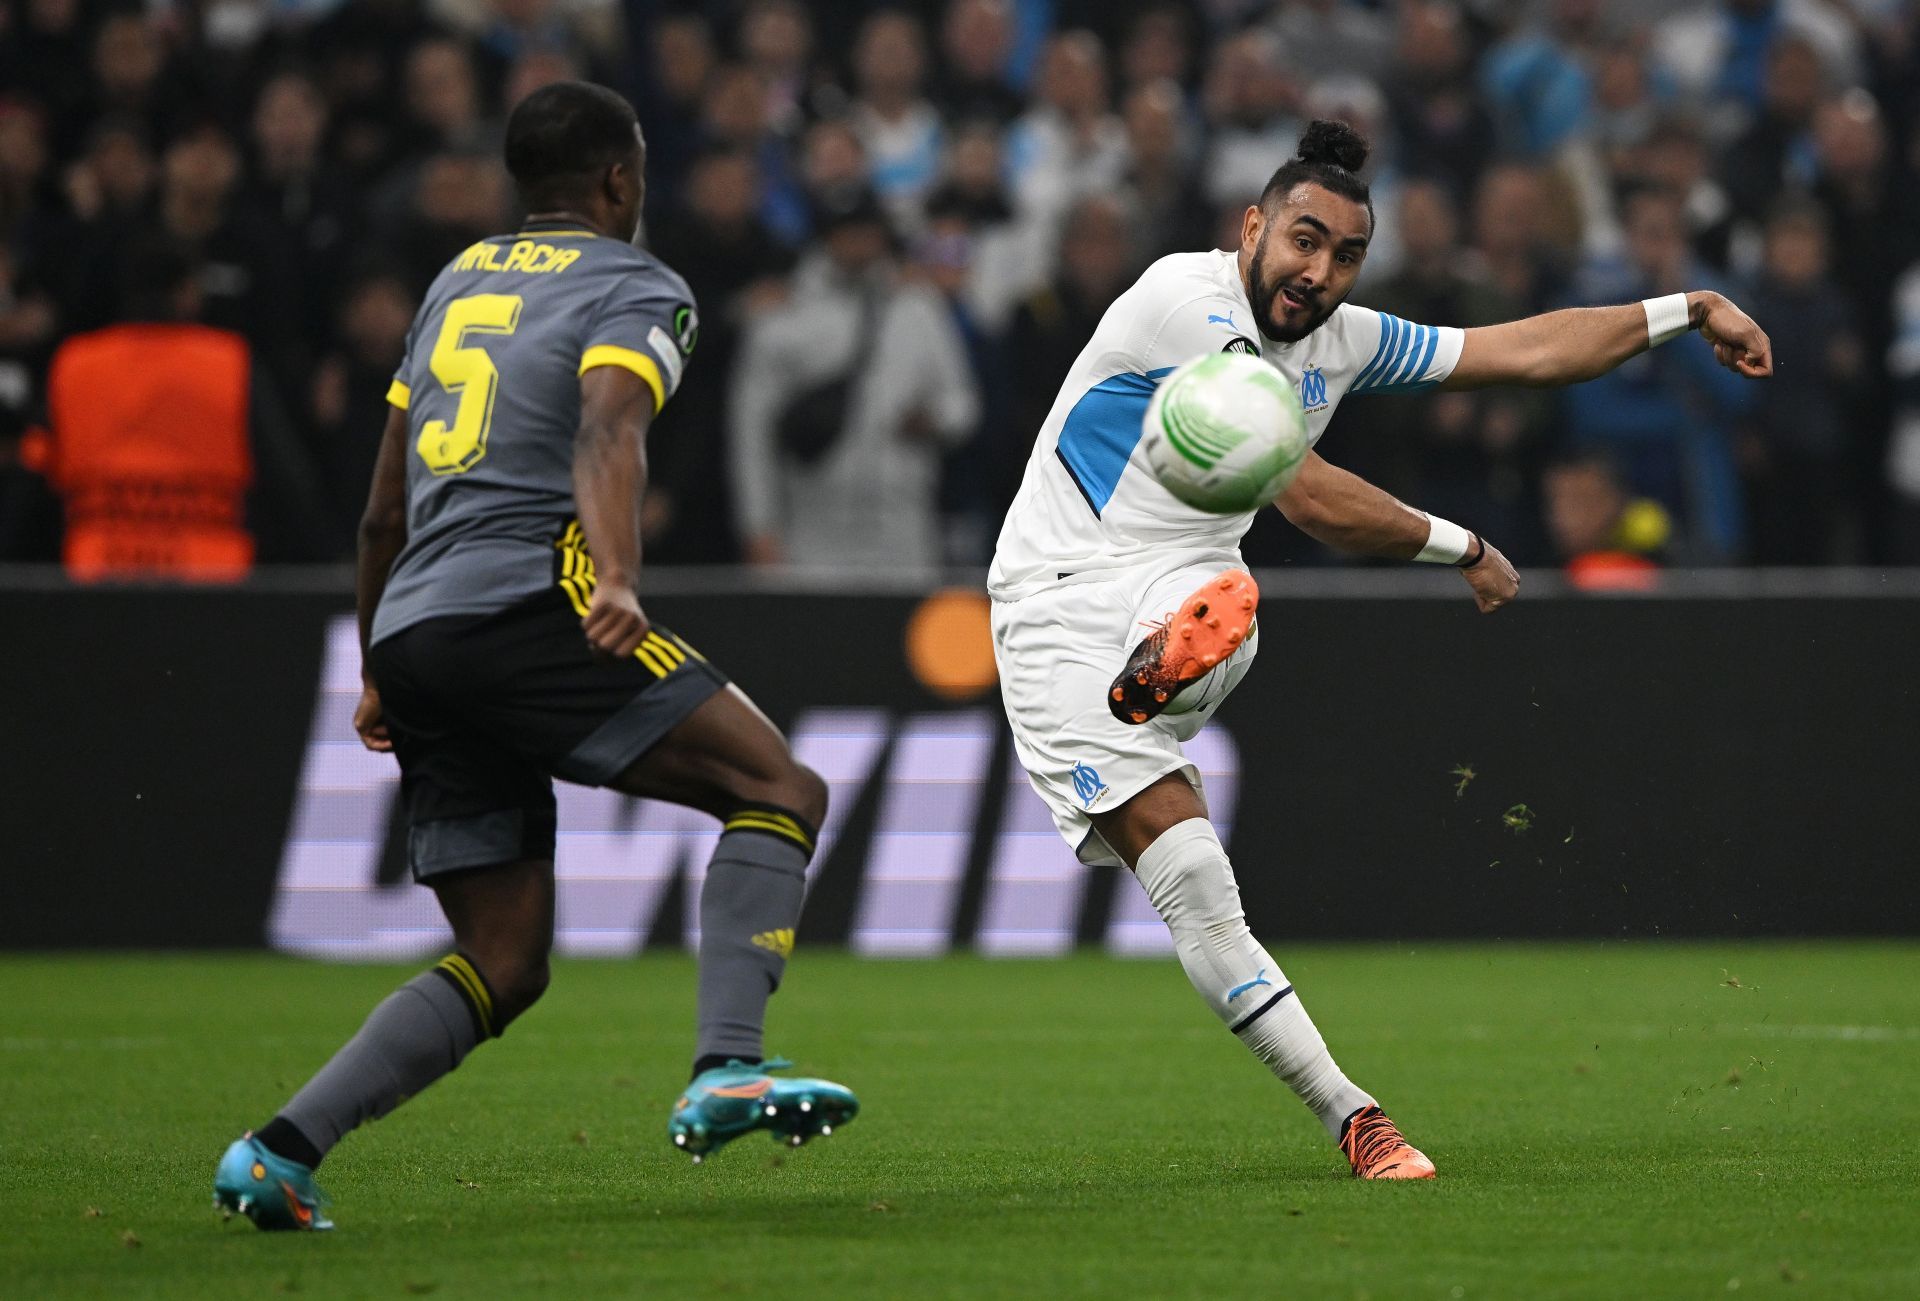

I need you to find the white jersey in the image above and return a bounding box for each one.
[988,250,1465,600]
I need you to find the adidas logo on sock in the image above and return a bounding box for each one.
[751,929,795,958]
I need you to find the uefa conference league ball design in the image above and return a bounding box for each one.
[1142,353,1310,514]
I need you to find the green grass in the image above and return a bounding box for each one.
[4,945,1918,1299]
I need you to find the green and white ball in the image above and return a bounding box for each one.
[1141,352,1310,514]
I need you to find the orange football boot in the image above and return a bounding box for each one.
[1338,1105,1437,1180]
[1108,569,1259,725]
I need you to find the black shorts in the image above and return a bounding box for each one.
[367,588,728,881]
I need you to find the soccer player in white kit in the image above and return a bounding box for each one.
[988,121,1774,1178]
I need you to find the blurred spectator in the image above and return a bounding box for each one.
[1387,2,1496,191]
[1004,32,1127,239]
[1740,200,1864,563]
[243,72,358,362]
[1480,0,1607,159]
[703,62,809,246]
[1118,6,1197,96]
[0,0,92,157]
[851,11,944,231]
[1004,192,1139,513]
[55,118,158,332]
[86,14,181,147]
[1200,28,1299,209]
[1543,451,1667,590]
[157,123,302,397]
[729,190,979,570]
[936,0,1023,125]
[1627,118,1736,272]
[1467,162,1571,315]
[648,148,797,564]
[738,0,817,138]
[916,188,1012,563]
[1808,92,1912,508]
[630,12,714,210]
[1266,0,1390,83]
[1563,184,1753,559]
[922,124,1034,330]
[388,150,511,293]
[307,267,416,555]
[1654,0,1859,119]
[1120,80,1211,264]
[1347,177,1546,559]
[1720,33,1824,223]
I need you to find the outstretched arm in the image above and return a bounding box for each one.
[1443,291,1773,389]
[1276,451,1520,613]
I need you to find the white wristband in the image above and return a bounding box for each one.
[1416,514,1473,564]
[1643,293,1691,347]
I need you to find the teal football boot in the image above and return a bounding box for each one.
[213,1134,333,1230]
[669,1058,858,1163]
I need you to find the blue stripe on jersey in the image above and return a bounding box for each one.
[1055,366,1177,515]
[1354,312,1445,394]
[1352,311,1399,391]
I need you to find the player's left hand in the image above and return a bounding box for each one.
[1694,292,1773,378]
[353,684,392,753]
[583,582,651,660]
[1461,537,1519,614]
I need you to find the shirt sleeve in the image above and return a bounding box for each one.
[1347,310,1465,395]
[1141,292,1265,373]
[387,317,420,410]
[579,271,699,414]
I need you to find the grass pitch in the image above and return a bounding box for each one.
[4,944,1918,1299]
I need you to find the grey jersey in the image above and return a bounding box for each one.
[371,221,697,644]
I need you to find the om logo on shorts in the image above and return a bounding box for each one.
[1070,762,1108,809]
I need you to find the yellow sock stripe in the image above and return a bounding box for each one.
[666,631,708,662]
[746,809,804,838]
[436,955,494,1036]
[724,814,816,854]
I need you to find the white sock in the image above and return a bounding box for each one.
[1133,818,1373,1137]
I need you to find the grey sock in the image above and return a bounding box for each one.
[276,962,487,1159]
[694,822,811,1069]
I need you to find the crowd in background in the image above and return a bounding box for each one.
[2,0,1919,572]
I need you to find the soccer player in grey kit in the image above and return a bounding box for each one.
[214,82,855,1230]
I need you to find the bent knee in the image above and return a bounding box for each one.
[468,950,551,1029]
[781,763,829,829]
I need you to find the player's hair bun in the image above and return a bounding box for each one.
[1295,119,1369,174]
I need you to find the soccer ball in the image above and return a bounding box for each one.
[1141,352,1310,514]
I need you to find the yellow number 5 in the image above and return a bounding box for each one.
[417,294,523,475]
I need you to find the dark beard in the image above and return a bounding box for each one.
[1247,230,1337,343]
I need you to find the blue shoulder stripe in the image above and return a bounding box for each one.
[1054,366,1178,515]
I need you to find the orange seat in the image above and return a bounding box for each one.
[45,323,254,582]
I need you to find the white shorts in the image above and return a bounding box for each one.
[989,559,1258,867]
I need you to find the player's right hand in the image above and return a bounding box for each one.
[353,684,392,752]
[583,582,651,660]
[1461,537,1519,614]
